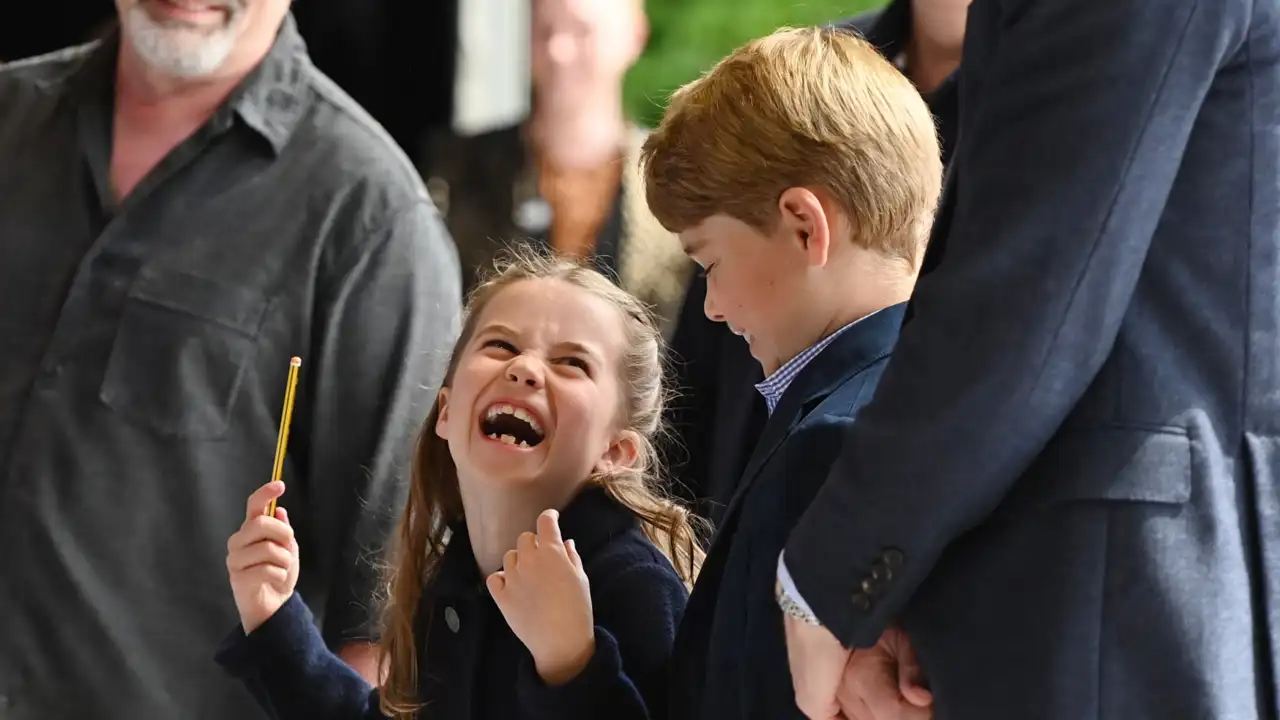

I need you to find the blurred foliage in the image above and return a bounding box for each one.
[624,0,887,126]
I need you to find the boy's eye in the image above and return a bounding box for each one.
[483,338,518,354]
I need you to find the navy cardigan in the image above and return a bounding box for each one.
[215,486,687,720]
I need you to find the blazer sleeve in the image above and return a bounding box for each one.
[516,562,687,720]
[214,593,386,720]
[782,0,1249,649]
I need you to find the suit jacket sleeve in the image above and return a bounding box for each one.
[783,0,1248,649]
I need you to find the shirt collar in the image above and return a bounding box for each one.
[230,13,311,154]
[755,310,882,415]
[66,13,311,155]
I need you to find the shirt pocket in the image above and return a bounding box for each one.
[99,266,269,439]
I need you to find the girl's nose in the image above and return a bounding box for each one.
[505,355,546,388]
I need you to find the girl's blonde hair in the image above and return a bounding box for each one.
[377,248,706,719]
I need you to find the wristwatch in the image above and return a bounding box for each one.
[775,581,823,626]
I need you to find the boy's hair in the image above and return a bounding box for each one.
[377,248,707,719]
[641,26,943,266]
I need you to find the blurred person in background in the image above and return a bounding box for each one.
[664,0,969,522]
[427,0,691,332]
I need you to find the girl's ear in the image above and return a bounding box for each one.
[434,387,452,440]
[595,429,641,474]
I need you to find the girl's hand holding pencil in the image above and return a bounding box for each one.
[225,355,303,633]
[227,481,300,633]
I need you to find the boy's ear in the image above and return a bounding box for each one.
[595,430,641,474]
[434,387,452,440]
[778,187,832,268]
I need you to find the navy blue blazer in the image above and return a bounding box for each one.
[669,305,904,720]
[784,1,1280,718]
[215,486,687,720]
[661,0,957,525]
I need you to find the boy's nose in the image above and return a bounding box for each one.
[703,288,725,323]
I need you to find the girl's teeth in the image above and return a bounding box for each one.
[484,432,532,448]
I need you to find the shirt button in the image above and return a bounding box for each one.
[851,592,872,612]
[444,606,460,633]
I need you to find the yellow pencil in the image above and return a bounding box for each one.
[267,356,302,517]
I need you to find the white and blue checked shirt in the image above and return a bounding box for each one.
[755,315,871,415]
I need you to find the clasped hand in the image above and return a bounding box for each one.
[785,609,934,720]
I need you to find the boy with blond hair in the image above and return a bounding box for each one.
[643,26,942,719]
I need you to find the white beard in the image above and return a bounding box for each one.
[121,2,243,79]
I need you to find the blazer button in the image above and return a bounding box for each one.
[851,592,872,612]
[870,562,892,582]
[881,548,905,569]
[860,577,882,596]
[444,606,460,633]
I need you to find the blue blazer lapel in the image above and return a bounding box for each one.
[712,303,908,535]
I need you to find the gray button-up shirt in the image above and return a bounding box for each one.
[0,17,461,719]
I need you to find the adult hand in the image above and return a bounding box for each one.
[785,613,852,719]
[836,626,932,720]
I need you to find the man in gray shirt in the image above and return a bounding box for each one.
[0,0,462,717]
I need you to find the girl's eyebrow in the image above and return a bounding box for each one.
[475,323,518,338]
[476,324,600,360]
[553,341,599,359]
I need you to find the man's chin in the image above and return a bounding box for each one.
[123,3,238,78]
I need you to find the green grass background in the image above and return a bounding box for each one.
[623,0,887,127]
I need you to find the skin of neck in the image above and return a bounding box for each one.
[457,469,584,575]
[905,0,968,94]
[778,245,918,372]
[529,85,628,169]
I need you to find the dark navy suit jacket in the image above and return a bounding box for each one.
[784,1,1280,718]
[670,305,904,720]
[216,486,686,720]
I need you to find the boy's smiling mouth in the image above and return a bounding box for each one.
[479,402,547,448]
